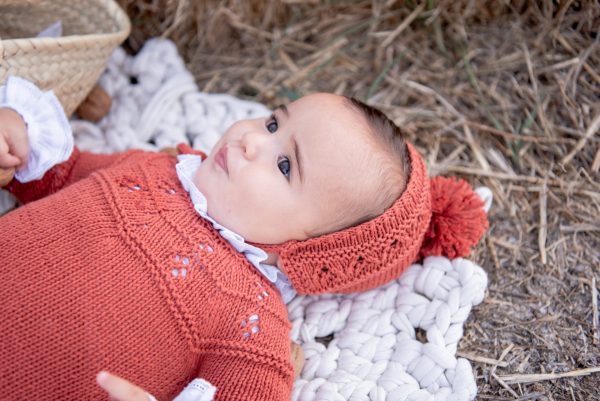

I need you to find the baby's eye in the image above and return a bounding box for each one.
[277,156,290,178]
[266,115,278,133]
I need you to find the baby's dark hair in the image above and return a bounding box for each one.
[342,97,411,226]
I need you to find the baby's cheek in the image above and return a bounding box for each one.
[233,183,278,220]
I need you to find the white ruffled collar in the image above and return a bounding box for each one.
[175,154,296,304]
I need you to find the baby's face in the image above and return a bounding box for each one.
[194,93,380,244]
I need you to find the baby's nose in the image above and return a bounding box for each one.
[241,130,269,160]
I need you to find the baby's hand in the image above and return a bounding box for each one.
[0,107,29,169]
[96,371,155,401]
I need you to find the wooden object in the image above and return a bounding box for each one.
[291,341,305,378]
[76,84,112,122]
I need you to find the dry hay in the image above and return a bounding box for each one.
[117,1,599,400]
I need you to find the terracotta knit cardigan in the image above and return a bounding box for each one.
[0,148,294,401]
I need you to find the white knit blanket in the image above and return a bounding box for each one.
[289,257,486,401]
[1,39,488,401]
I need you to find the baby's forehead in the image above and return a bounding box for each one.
[293,93,366,120]
[281,93,380,182]
[300,120,380,185]
[290,94,368,132]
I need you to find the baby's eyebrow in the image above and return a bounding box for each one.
[273,104,303,182]
[292,135,304,184]
[274,104,289,117]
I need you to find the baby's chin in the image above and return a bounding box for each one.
[208,210,291,245]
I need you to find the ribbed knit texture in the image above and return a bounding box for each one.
[0,148,294,401]
[265,143,432,295]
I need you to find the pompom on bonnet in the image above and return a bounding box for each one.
[262,142,489,295]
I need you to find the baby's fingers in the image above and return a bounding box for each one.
[96,371,152,401]
[5,131,29,168]
[0,138,21,168]
[0,108,29,167]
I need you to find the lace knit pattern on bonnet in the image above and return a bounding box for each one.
[0,38,489,401]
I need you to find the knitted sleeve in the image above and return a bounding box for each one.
[197,351,294,401]
[5,146,142,204]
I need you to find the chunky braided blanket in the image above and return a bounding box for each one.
[289,257,486,401]
[0,38,488,401]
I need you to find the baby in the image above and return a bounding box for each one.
[0,77,487,401]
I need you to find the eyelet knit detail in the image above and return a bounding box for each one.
[240,314,261,340]
[255,281,271,302]
[263,143,431,295]
[101,153,293,341]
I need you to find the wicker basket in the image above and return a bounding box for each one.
[0,0,130,116]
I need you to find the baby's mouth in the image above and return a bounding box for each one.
[215,144,229,174]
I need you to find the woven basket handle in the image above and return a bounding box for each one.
[0,0,44,4]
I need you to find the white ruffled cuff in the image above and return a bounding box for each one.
[0,76,73,182]
[173,378,216,401]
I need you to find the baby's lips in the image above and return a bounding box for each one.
[214,144,229,174]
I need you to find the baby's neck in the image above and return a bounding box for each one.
[264,252,279,267]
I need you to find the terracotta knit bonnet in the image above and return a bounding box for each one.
[261,142,489,295]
